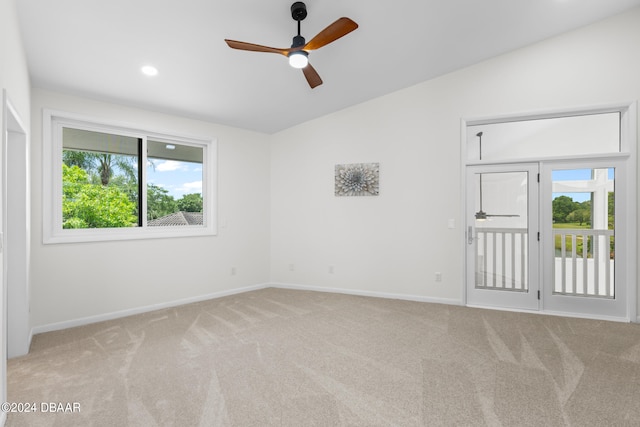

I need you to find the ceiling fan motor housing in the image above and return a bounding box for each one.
[291,2,307,21]
[291,35,306,48]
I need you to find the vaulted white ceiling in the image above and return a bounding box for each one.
[17,0,640,133]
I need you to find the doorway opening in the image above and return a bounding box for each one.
[463,104,636,322]
[3,90,31,358]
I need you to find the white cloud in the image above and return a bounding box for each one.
[183,181,202,192]
[155,160,186,172]
[173,181,202,196]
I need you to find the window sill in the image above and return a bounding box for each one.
[43,224,217,244]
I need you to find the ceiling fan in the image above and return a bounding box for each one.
[224,2,358,89]
[474,132,520,221]
[475,179,521,221]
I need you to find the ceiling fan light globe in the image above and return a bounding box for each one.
[288,51,308,68]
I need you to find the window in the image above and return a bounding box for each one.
[466,112,621,161]
[44,110,217,243]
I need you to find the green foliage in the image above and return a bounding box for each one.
[147,184,178,220]
[62,149,204,227]
[63,217,89,229]
[63,150,94,171]
[177,193,203,212]
[62,164,138,228]
[555,233,591,257]
[63,149,137,186]
[552,193,615,259]
[552,196,578,223]
[552,195,593,225]
[566,208,590,226]
[608,192,615,229]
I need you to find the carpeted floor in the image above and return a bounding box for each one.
[6,288,640,426]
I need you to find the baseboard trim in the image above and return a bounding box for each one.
[0,410,6,426]
[466,304,633,323]
[540,309,630,323]
[269,282,463,306]
[30,281,635,337]
[31,283,270,335]
[30,282,462,337]
[26,327,34,356]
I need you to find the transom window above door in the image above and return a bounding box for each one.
[466,112,621,162]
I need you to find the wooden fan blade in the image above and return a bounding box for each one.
[302,63,323,88]
[224,39,291,56]
[304,17,358,51]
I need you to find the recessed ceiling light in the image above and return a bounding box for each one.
[141,65,158,77]
[165,144,176,150]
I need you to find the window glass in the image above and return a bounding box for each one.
[551,168,615,298]
[62,128,140,228]
[467,113,620,161]
[147,140,204,227]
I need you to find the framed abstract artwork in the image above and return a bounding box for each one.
[335,163,379,196]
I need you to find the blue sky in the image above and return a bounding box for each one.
[147,159,202,199]
[552,168,614,203]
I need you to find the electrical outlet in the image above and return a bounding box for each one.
[289,264,295,272]
[231,267,237,276]
[328,265,335,274]
[435,272,442,282]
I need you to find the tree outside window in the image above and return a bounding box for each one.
[62,127,204,230]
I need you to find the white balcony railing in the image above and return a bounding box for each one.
[553,228,615,298]
[475,228,528,292]
[475,227,615,298]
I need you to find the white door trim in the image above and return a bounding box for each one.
[3,90,31,358]
[461,101,637,323]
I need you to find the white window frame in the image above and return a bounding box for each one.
[43,109,217,244]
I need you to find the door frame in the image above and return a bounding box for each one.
[461,102,637,322]
[3,90,31,359]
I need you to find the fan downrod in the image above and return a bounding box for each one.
[290,2,307,47]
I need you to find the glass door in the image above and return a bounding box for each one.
[466,164,539,311]
[542,160,628,319]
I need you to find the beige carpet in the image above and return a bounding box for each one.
[6,288,640,426]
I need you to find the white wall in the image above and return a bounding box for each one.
[30,89,271,330]
[0,0,30,119]
[270,8,640,312]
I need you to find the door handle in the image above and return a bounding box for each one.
[467,226,474,245]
